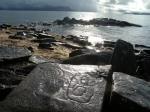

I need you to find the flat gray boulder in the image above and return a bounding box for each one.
[0,63,111,112]
[109,72,150,112]
[0,45,31,63]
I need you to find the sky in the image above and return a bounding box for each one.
[0,0,150,13]
[0,0,99,11]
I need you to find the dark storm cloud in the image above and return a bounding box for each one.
[0,0,99,11]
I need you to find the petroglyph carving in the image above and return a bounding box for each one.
[67,74,97,103]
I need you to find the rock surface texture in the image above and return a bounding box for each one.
[0,45,32,63]
[0,63,111,112]
[109,72,150,112]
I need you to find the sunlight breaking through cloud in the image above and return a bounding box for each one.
[98,0,150,14]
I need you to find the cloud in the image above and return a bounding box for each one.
[98,0,150,13]
[0,0,99,11]
[1,0,150,13]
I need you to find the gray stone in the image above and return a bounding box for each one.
[63,51,113,65]
[29,55,50,64]
[0,45,32,63]
[0,63,111,112]
[111,39,137,75]
[109,72,150,112]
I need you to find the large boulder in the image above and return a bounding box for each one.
[109,72,150,112]
[111,39,137,75]
[0,45,32,63]
[62,51,113,65]
[0,63,111,112]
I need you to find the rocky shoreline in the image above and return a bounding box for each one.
[54,17,142,27]
[0,20,150,112]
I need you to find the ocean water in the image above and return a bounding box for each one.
[0,10,150,46]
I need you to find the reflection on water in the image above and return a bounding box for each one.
[0,10,150,46]
[49,24,150,46]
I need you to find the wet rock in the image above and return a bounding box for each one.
[29,55,50,64]
[38,43,53,50]
[69,49,96,57]
[54,17,142,27]
[63,51,113,65]
[109,72,150,112]
[0,63,111,112]
[0,45,32,63]
[111,39,137,75]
